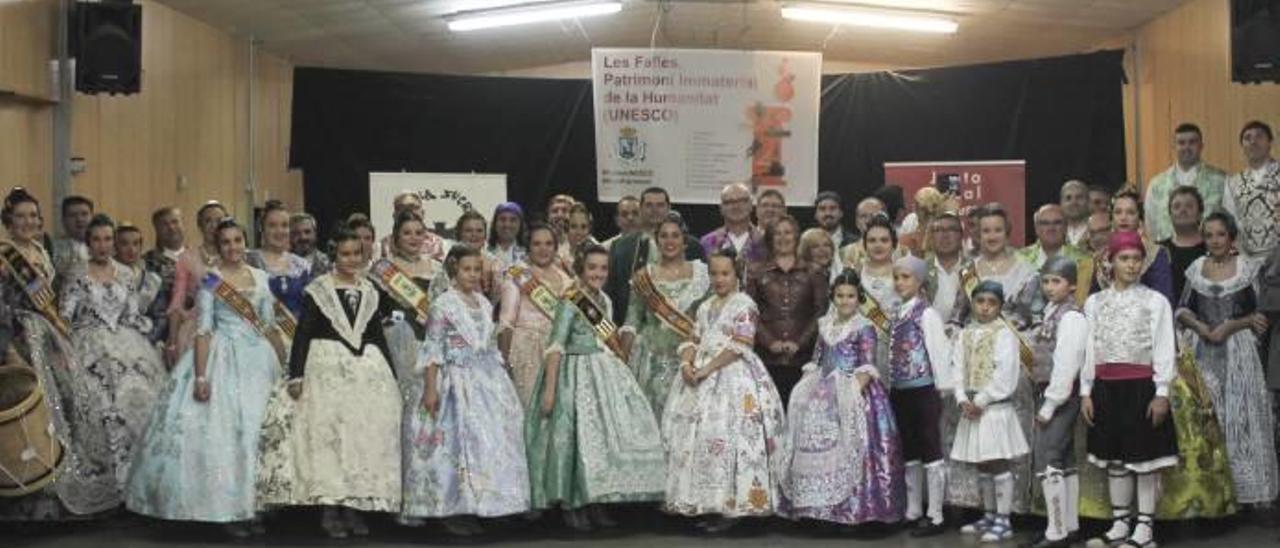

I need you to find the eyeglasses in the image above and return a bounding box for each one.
[721,197,751,206]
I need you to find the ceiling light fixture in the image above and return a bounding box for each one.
[780,3,959,34]
[447,0,623,32]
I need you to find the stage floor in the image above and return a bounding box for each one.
[3,506,1267,547]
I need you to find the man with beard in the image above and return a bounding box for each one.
[290,212,331,275]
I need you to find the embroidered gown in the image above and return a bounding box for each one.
[622,262,709,418]
[1181,255,1278,505]
[402,288,530,518]
[0,244,118,521]
[525,289,666,510]
[125,267,283,522]
[59,261,167,490]
[781,313,904,524]
[662,292,789,518]
[498,261,571,409]
[255,275,401,513]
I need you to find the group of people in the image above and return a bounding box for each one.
[0,118,1278,548]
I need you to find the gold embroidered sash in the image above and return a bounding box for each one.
[272,301,297,339]
[562,283,628,362]
[959,265,1034,375]
[0,241,69,338]
[631,268,696,342]
[370,259,429,325]
[859,292,891,334]
[508,265,562,322]
[202,273,270,339]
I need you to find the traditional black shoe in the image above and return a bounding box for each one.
[909,519,947,538]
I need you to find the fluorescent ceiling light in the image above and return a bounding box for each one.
[447,1,622,32]
[781,4,959,34]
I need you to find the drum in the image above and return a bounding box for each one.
[0,364,64,497]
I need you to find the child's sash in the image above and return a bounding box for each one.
[563,283,628,362]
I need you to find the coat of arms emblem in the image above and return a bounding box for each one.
[615,126,646,164]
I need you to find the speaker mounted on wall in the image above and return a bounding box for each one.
[72,0,142,95]
[1232,0,1280,83]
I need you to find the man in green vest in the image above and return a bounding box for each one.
[1143,122,1227,242]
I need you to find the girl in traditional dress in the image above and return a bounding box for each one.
[856,216,899,373]
[164,201,226,367]
[1099,190,1175,304]
[1176,212,1278,507]
[525,244,666,531]
[347,214,378,270]
[559,203,599,268]
[498,223,572,409]
[114,223,163,319]
[781,269,904,525]
[370,211,441,384]
[403,245,530,534]
[950,281,1030,543]
[125,218,286,538]
[0,189,117,521]
[452,211,503,303]
[59,215,167,492]
[620,214,709,418]
[663,248,789,532]
[246,200,312,330]
[255,228,401,539]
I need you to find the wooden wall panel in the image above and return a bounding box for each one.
[1122,0,1280,187]
[0,0,56,218]
[0,0,56,100]
[0,100,54,212]
[68,0,299,244]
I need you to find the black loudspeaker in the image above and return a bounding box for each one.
[72,0,142,95]
[1232,0,1280,83]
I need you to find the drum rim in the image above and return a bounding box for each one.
[0,365,41,425]
[0,445,63,497]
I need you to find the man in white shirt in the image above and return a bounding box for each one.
[1059,180,1090,249]
[1143,123,1227,243]
[1224,120,1280,258]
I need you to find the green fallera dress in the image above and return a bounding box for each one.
[622,262,709,419]
[524,289,666,510]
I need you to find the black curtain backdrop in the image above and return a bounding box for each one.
[290,50,1127,241]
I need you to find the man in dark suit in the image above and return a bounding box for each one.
[605,186,705,324]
